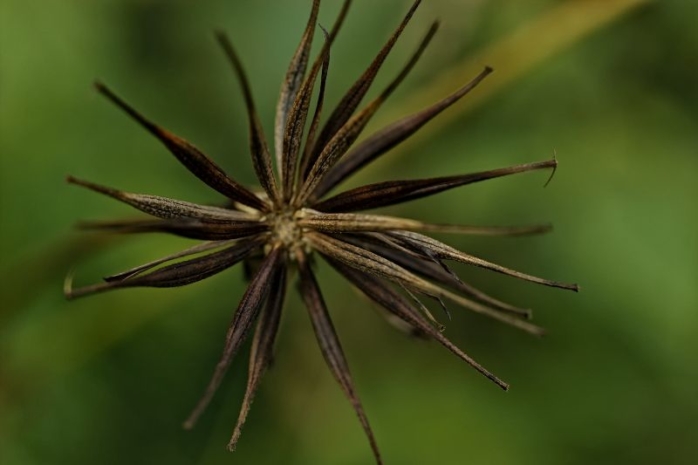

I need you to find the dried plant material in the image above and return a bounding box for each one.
[183,246,284,430]
[314,159,557,212]
[216,32,280,206]
[93,82,268,212]
[66,1,577,463]
[297,251,382,463]
[275,0,321,178]
[312,66,494,199]
[229,263,287,451]
[349,0,648,182]
[307,0,423,162]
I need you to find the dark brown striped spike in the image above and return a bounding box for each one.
[299,19,440,187]
[275,0,321,185]
[314,159,557,212]
[311,66,494,200]
[183,247,284,430]
[215,32,280,206]
[297,251,383,465]
[308,0,424,162]
[93,82,269,212]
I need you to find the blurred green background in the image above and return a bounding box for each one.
[1,0,697,464]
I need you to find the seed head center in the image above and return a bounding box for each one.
[271,209,304,251]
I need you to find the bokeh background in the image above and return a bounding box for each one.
[1,0,696,464]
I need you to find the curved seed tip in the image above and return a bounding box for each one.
[318,24,330,38]
[182,419,195,431]
[484,65,494,74]
[63,272,116,300]
[544,152,558,188]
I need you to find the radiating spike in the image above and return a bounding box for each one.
[275,0,321,177]
[298,16,438,205]
[306,232,546,335]
[77,217,268,241]
[297,251,383,465]
[300,211,552,241]
[391,230,579,292]
[282,26,331,201]
[298,26,332,189]
[184,247,284,430]
[65,237,264,300]
[93,82,268,211]
[103,240,237,283]
[309,0,423,160]
[215,32,280,205]
[310,67,493,199]
[343,234,532,318]
[332,259,509,390]
[67,176,259,222]
[228,264,287,451]
[313,159,557,212]
[300,20,439,186]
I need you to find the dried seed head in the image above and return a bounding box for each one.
[66,1,577,463]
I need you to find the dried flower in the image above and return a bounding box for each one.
[65,0,577,463]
